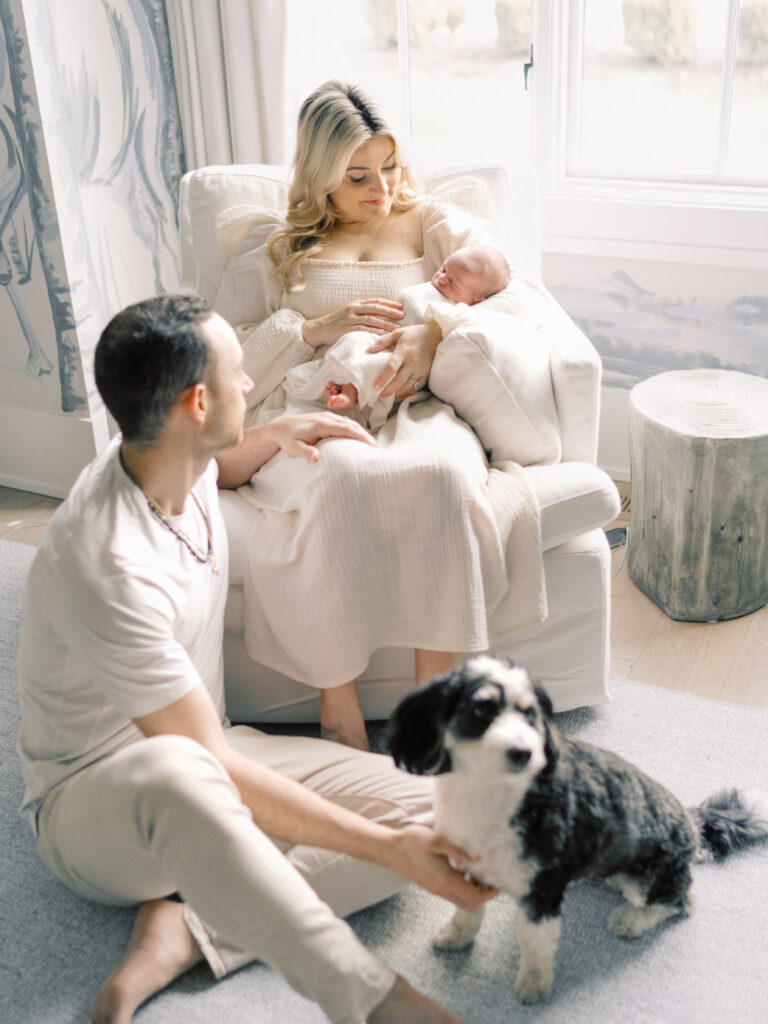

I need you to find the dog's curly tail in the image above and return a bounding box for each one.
[692,789,768,863]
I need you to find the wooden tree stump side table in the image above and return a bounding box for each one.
[628,369,768,621]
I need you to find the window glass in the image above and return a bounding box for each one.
[406,0,530,173]
[727,1,768,178]
[284,0,531,174]
[577,0,728,179]
[574,0,766,184]
[285,0,401,144]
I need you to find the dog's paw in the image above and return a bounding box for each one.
[609,901,679,938]
[609,903,646,938]
[515,967,551,1004]
[433,920,476,950]
[433,909,482,950]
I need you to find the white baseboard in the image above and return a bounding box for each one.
[598,386,631,482]
[0,403,109,498]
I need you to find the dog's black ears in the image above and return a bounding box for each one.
[534,685,554,720]
[534,684,561,771]
[386,674,461,775]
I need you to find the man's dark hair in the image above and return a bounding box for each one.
[95,294,214,448]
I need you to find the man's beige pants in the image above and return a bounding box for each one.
[36,726,435,1024]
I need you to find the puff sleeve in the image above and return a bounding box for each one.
[421,177,499,275]
[214,206,315,422]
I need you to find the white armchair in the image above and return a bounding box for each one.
[179,163,620,718]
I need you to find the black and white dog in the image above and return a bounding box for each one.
[386,656,768,1004]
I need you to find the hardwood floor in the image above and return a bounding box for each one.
[607,481,768,710]
[2,481,766,710]
[0,485,60,546]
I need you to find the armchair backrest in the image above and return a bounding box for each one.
[179,163,540,304]
[178,163,600,464]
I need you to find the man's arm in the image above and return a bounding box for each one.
[134,684,493,912]
[216,411,377,489]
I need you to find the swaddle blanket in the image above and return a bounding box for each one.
[283,281,443,428]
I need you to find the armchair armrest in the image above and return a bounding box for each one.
[541,296,602,465]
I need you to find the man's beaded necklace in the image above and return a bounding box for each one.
[143,489,220,575]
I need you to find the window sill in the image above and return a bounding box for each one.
[541,175,768,212]
[539,183,768,268]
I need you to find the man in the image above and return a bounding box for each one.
[17,295,493,1024]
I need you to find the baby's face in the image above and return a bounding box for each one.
[431,254,485,305]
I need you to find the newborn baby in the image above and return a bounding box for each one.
[284,244,546,429]
[325,245,511,414]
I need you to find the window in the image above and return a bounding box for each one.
[573,0,767,184]
[533,0,768,259]
[283,0,533,174]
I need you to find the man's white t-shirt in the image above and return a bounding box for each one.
[17,435,229,834]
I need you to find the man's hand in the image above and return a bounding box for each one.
[267,411,377,463]
[217,410,377,487]
[384,824,498,912]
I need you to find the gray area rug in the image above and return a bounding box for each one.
[1,537,767,1023]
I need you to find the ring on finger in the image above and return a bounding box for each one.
[406,376,422,390]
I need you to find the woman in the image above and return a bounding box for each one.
[214,81,545,749]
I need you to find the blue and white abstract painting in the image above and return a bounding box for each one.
[0,0,184,419]
[26,0,185,410]
[0,0,85,414]
[545,255,768,389]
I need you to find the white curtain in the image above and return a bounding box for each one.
[165,0,288,169]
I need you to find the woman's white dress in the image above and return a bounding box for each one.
[214,185,546,687]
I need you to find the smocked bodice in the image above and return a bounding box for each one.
[284,257,427,319]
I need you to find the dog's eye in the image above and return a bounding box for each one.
[472,699,498,720]
[516,703,537,723]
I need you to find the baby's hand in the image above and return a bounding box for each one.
[325,381,359,411]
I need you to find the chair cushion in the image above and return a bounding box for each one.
[180,165,289,303]
[526,462,620,550]
[429,313,562,467]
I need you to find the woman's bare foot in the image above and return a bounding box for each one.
[369,975,468,1023]
[320,680,369,750]
[90,899,203,1024]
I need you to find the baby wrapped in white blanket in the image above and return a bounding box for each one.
[284,245,561,467]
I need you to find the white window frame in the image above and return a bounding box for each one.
[531,0,768,270]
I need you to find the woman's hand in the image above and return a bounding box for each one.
[301,299,404,348]
[367,320,442,399]
[386,824,498,912]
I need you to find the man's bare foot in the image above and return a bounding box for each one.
[320,680,369,750]
[369,975,468,1023]
[90,899,203,1024]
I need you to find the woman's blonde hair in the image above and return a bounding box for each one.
[268,80,422,291]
